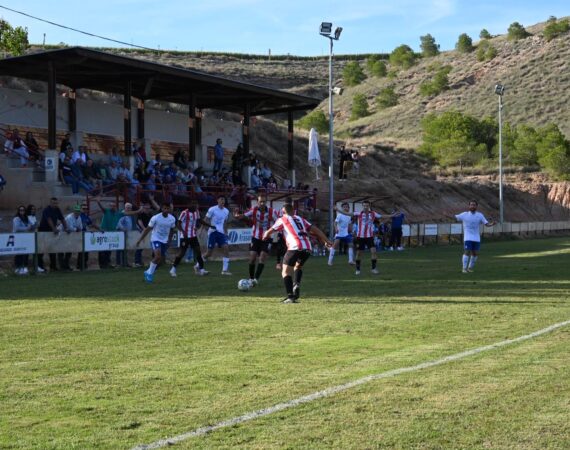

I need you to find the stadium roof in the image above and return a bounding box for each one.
[0,47,320,115]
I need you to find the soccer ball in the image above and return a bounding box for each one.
[237,279,252,291]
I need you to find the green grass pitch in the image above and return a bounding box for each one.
[1,237,569,449]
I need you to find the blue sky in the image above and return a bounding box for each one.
[0,1,568,55]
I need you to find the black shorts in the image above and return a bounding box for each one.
[282,250,311,267]
[250,237,270,255]
[355,237,375,251]
[180,236,201,251]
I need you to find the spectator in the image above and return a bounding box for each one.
[338,145,349,180]
[250,169,262,191]
[76,203,102,270]
[350,149,360,175]
[24,131,43,164]
[60,133,72,153]
[82,159,103,191]
[95,196,123,269]
[163,162,177,181]
[4,129,30,167]
[37,197,69,272]
[0,172,6,191]
[109,146,123,166]
[231,143,244,172]
[134,200,157,267]
[61,205,84,271]
[388,205,405,251]
[59,156,80,194]
[26,204,38,229]
[213,138,224,174]
[266,176,277,192]
[133,140,147,168]
[151,153,162,170]
[71,159,95,194]
[116,203,136,267]
[12,205,35,275]
[174,148,188,169]
[260,163,272,183]
[107,161,119,182]
[71,146,87,164]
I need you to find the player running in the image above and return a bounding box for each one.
[262,203,332,304]
[328,201,355,266]
[136,202,177,283]
[455,200,496,273]
[202,195,232,275]
[170,204,209,277]
[234,195,278,285]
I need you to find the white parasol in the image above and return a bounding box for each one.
[308,128,322,180]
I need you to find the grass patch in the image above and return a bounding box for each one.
[1,237,569,449]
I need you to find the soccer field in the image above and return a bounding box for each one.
[1,237,569,449]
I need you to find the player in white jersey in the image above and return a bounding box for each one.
[454,200,495,273]
[136,202,177,283]
[169,204,208,277]
[328,202,355,266]
[234,195,278,285]
[202,195,232,275]
[262,203,332,304]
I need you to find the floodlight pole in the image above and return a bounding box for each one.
[327,36,334,239]
[498,93,504,224]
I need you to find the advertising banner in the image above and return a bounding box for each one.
[227,228,252,245]
[0,233,35,255]
[450,224,463,235]
[84,232,125,251]
[424,224,438,236]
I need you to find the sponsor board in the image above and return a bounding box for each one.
[424,224,438,236]
[0,233,35,255]
[227,228,252,245]
[402,225,411,237]
[451,224,463,235]
[84,232,125,251]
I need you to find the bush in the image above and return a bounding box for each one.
[370,60,387,77]
[376,86,398,109]
[0,19,29,56]
[455,33,474,53]
[389,44,417,69]
[419,65,451,97]
[297,109,328,134]
[420,34,440,57]
[343,61,366,87]
[479,29,492,39]
[543,16,570,41]
[476,40,498,61]
[535,124,570,179]
[510,124,539,166]
[507,22,530,41]
[366,54,380,71]
[350,94,369,121]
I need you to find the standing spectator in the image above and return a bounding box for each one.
[338,145,349,180]
[12,205,35,275]
[213,138,224,174]
[174,148,188,169]
[76,203,103,270]
[388,205,406,251]
[61,205,84,271]
[95,196,123,269]
[350,149,360,175]
[115,203,136,267]
[134,201,156,268]
[37,197,69,272]
[231,144,244,172]
[24,131,42,164]
[60,133,72,153]
[4,129,30,167]
[26,204,38,229]
[133,140,147,168]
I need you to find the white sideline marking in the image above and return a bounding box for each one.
[132,319,570,450]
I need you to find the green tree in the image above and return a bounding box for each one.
[376,86,398,109]
[350,93,369,121]
[419,65,451,97]
[297,109,328,134]
[0,19,29,56]
[535,124,570,179]
[479,29,492,39]
[507,22,530,41]
[366,54,380,72]
[510,124,539,166]
[370,60,387,77]
[420,33,440,57]
[543,16,570,41]
[343,61,366,87]
[389,44,417,69]
[455,33,474,53]
[476,40,498,61]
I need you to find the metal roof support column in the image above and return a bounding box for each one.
[47,61,56,150]
[287,111,295,187]
[68,89,76,132]
[137,99,145,140]
[124,80,132,156]
[188,94,196,162]
[243,103,251,158]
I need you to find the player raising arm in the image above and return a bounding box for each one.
[455,200,496,273]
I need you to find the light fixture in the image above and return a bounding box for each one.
[494,84,505,96]
[334,27,343,40]
[332,86,344,95]
[320,22,332,35]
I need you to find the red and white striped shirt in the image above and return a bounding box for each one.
[244,206,278,239]
[271,215,312,251]
[178,209,200,238]
[353,210,382,238]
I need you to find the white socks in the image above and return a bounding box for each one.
[348,247,354,263]
[469,256,477,269]
[328,248,335,264]
[148,262,157,274]
[222,257,230,272]
[462,255,470,269]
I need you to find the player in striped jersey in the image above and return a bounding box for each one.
[235,195,278,285]
[170,204,208,277]
[262,203,332,303]
[351,200,384,275]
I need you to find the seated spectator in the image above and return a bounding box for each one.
[231,169,244,186]
[174,148,188,169]
[71,159,94,194]
[133,140,147,168]
[250,169,262,191]
[82,159,103,190]
[109,146,123,166]
[59,156,79,194]
[163,162,178,181]
[4,129,30,167]
[118,161,133,181]
[13,205,36,275]
[260,163,272,182]
[151,153,162,168]
[266,176,277,192]
[107,161,119,182]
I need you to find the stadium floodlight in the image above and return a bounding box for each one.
[320,22,332,36]
[320,22,343,239]
[495,83,505,224]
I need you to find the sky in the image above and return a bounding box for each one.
[0,1,568,56]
